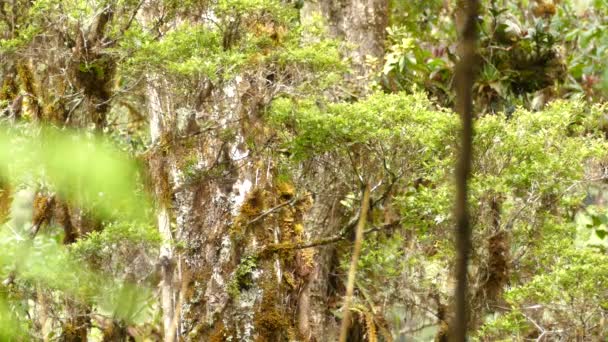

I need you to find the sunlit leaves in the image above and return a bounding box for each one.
[481,247,608,339]
[272,90,608,338]
[0,230,156,329]
[123,0,343,87]
[270,92,457,161]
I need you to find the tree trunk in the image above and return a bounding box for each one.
[299,1,389,340]
[147,77,178,342]
[302,0,388,89]
[141,2,389,340]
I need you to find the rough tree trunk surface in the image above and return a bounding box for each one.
[303,0,388,81]
[146,1,390,340]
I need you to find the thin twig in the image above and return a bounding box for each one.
[266,220,401,252]
[245,197,297,226]
[338,183,371,342]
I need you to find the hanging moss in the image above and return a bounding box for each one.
[295,248,315,278]
[31,192,55,229]
[43,100,69,126]
[276,181,295,200]
[254,281,291,342]
[53,200,77,244]
[67,49,116,129]
[16,62,42,120]
[0,73,17,101]
[241,188,266,218]
[143,151,173,207]
[231,188,267,243]
[0,185,11,223]
[480,230,510,303]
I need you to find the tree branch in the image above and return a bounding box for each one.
[339,183,371,342]
[451,0,479,340]
[245,197,297,227]
[263,218,402,253]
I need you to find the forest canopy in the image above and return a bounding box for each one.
[1,0,608,341]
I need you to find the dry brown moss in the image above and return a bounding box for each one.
[53,200,77,244]
[208,320,227,342]
[0,185,11,223]
[231,188,267,243]
[16,62,42,120]
[254,281,290,342]
[32,193,55,229]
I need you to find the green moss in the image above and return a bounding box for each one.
[219,128,237,143]
[182,155,200,183]
[227,255,258,299]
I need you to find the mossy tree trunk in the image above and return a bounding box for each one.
[145,68,317,340]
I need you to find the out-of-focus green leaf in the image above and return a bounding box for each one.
[0,125,151,221]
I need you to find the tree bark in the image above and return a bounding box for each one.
[302,0,388,90]
[140,2,390,340]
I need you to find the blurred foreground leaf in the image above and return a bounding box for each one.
[0,125,151,220]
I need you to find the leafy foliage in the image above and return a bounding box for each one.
[2,0,608,339]
[272,90,608,338]
[0,125,157,337]
[382,0,608,113]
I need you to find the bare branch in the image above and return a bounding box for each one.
[451,0,479,340]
